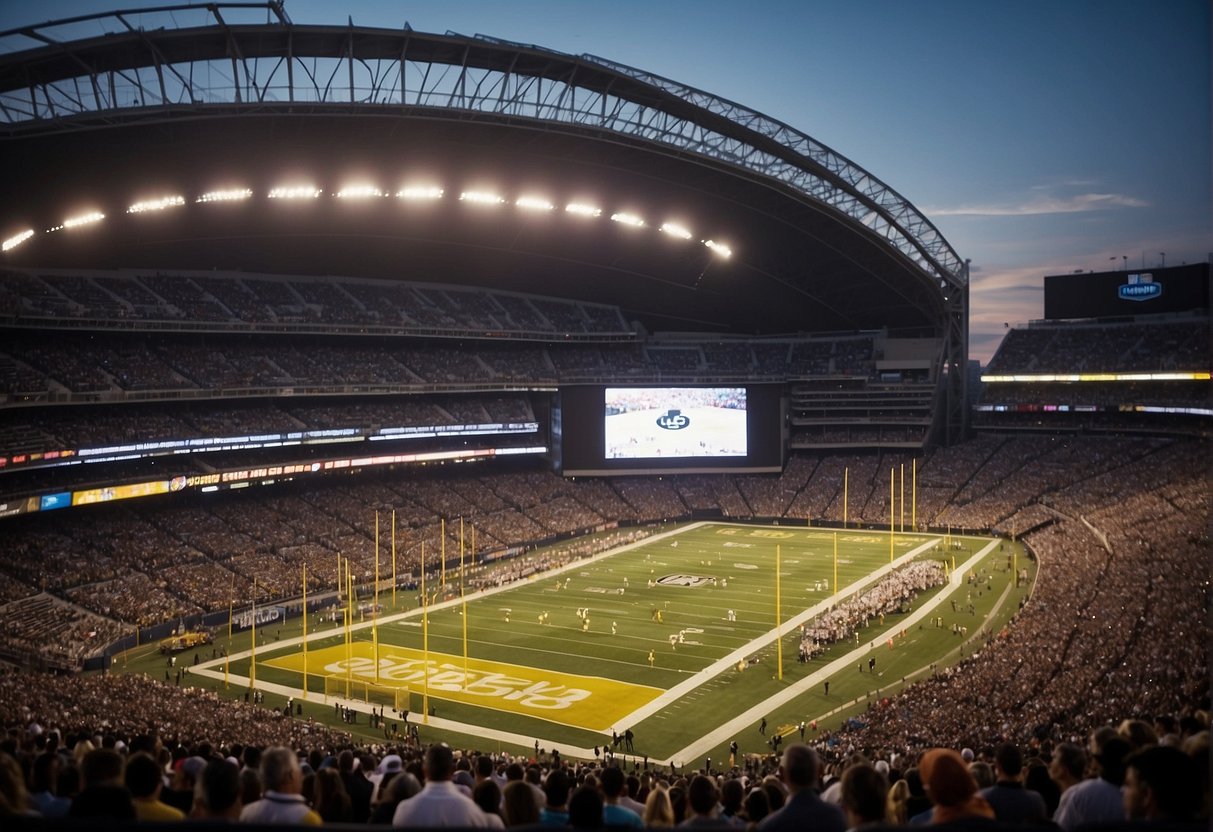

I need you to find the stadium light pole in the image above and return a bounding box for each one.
[889,469,895,564]
[899,464,905,533]
[302,564,308,700]
[374,512,380,685]
[391,510,397,611]
[461,517,468,692]
[250,577,257,692]
[843,468,848,529]
[832,533,838,596]
[775,544,783,681]
[422,542,430,724]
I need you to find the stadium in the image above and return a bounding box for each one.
[0,2,1208,826]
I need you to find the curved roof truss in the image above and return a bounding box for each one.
[0,3,964,292]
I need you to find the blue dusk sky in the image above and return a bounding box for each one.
[1,0,1209,364]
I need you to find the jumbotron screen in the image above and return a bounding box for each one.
[605,387,746,459]
[558,384,783,476]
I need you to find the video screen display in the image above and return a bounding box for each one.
[559,384,782,476]
[604,387,747,459]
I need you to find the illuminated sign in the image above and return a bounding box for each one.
[1119,273,1162,301]
[72,480,171,505]
[40,492,72,511]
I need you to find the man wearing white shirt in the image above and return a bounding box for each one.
[393,744,491,828]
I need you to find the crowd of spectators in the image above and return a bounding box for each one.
[0,435,1205,784]
[799,561,946,659]
[985,319,1208,375]
[0,269,632,336]
[0,692,1205,825]
[0,331,891,405]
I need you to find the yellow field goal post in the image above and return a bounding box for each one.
[323,675,408,711]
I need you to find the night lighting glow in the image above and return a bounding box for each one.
[981,372,1211,383]
[268,186,322,200]
[705,239,733,258]
[126,195,185,213]
[2,229,34,251]
[516,196,554,212]
[610,212,645,227]
[196,189,252,203]
[48,211,105,232]
[660,222,693,240]
[565,203,602,218]
[460,191,505,205]
[397,186,444,200]
[336,184,383,199]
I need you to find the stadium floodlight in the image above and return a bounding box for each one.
[49,211,105,232]
[268,186,322,200]
[196,189,252,203]
[660,222,693,240]
[565,203,602,218]
[397,186,444,200]
[610,212,646,228]
[516,196,554,212]
[126,195,185,214]
[2,229,34,251]
[336,184,384,199]
[460,190,505,205]
[704,239,733,259]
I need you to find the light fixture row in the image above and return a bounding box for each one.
[3,183,733,258]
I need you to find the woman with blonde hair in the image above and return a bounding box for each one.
[643,784,675,827]
[886,778,911,825]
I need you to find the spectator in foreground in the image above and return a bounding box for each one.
[125,751,185,821]
[644,785,676,828]
[917,748,994,825]
[68,749,134,820]
[979,742,1047,824]
[472,779,505,829]
[600,765,644,828]
[679,774,730,827]
[392,743,490,828]
[540,768,572,826]
[840,763,888,829]
[756,744,845,832]
[192,758,242,820]
[1123,745,1201,822]
[239,747,321,825]
[502,780,540,827]
[1053,735,1129,830]
[568,784,604,829]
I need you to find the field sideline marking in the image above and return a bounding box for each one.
[190,526,989,759]
[657,539,1000,767]
[605,536,946,735]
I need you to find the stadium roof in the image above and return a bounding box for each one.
[0,3,965,337]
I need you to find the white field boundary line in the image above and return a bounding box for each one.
[191,527,984,759]
[195,520,699,673]
[605,535,945,735]
[656,539,1000,767]
[190,522,701,748]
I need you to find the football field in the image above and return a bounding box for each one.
[181,521,1031,764]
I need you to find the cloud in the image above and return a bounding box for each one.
[929,191,1149,217]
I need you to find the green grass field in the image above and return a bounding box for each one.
[117,522,1034,767]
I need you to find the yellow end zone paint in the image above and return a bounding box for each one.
[265,643,662,731]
